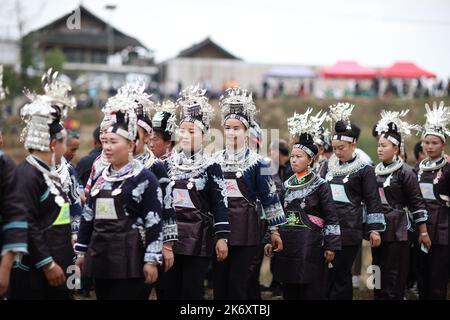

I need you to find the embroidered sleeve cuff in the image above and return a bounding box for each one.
[366,213,386,233]
[264,202,287,227]
[71,216,81,234]
[162,223,178,242]
[35,256,54,269]
[325,224,341,236]
[144,252,163,264]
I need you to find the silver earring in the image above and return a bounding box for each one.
[128,151,133,162]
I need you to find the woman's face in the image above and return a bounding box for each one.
[422,134,445,159]
[100,124,111,145]
[103,132,134,166]
[149,131,173,158]
[51,130,67,166]
[377,136,398,163]
[178,121,203,152]
[290,148,312,173]
[332,140,356,162]
[224,118,247,150]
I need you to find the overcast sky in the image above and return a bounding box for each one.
[1,0,450,78]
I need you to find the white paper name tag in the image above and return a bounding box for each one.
[95,198,118,220]
[378,187,388,205]
[419,183,436,200]
[330,184,351,203]
[173,188,196,208]
[224,179,244,198]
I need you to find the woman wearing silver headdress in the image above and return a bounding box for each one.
[83,98,116,196]
[129,85,178,299]
[416,101,450,300]
[213,87,285,300]
[150,100,179,161]
[9,82,73,300]
[268,108,341,300]
[0,65,28,298]
[320,103,385,300]
[164,85,229,300]
[39,69,82,245]
[75,86,163,300]
[373,110,430,300]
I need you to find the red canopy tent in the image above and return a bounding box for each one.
[378,62,436,78]
[321,60,377,79]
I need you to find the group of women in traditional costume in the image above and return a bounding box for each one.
[0,65,449,300]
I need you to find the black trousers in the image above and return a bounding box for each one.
[327,245,360,300]
[415,243,449,300]
[8,268,71,300]
[282,282,325,300]
[372,241,410,300]
[94,278,147,300]
[213,245,258,300]
[143,265,166,300]
[164,254,210,300]
[247,243,266,300]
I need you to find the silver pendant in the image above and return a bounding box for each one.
[343,176,349,184]
[236,171,242,178]
[300,201,306,209]
[187,182,194,190]
[433,178,439,184]
[170,180,176,187]
[112,188,122,196]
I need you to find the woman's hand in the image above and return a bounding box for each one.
[162,243,175,272]
[0,251,15,297]
[324,250,335,263]
[143,263,158,285]
[418,233,432,250]
[43,262,66,287]
[271,232,283,253]
[369,231,381,248]
[75,255,85,273]
[264,244,273,257]
[215,239,228,262]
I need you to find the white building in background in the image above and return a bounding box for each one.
[160,37,318,98]
[0,39,20,69]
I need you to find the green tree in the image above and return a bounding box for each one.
[44,48,66,72]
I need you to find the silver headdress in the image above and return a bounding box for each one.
[130,82,154,114]
[288,108,327,158]
[421,101,450,142]
[41,68,76,121]
[219,87,256,128]
[103,83,139,140]
[178,84,213,132]
[376,110,421,143]
[153,99,179,135]
[327,102,355,130]
[130,82,155,134]
[20,91,59,152]
[327,102,357,143]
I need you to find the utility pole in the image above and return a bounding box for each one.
[105,4,117,59]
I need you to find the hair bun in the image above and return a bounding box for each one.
[335,120,347,133]
[387,122,398,133]
[115,111,126,124]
